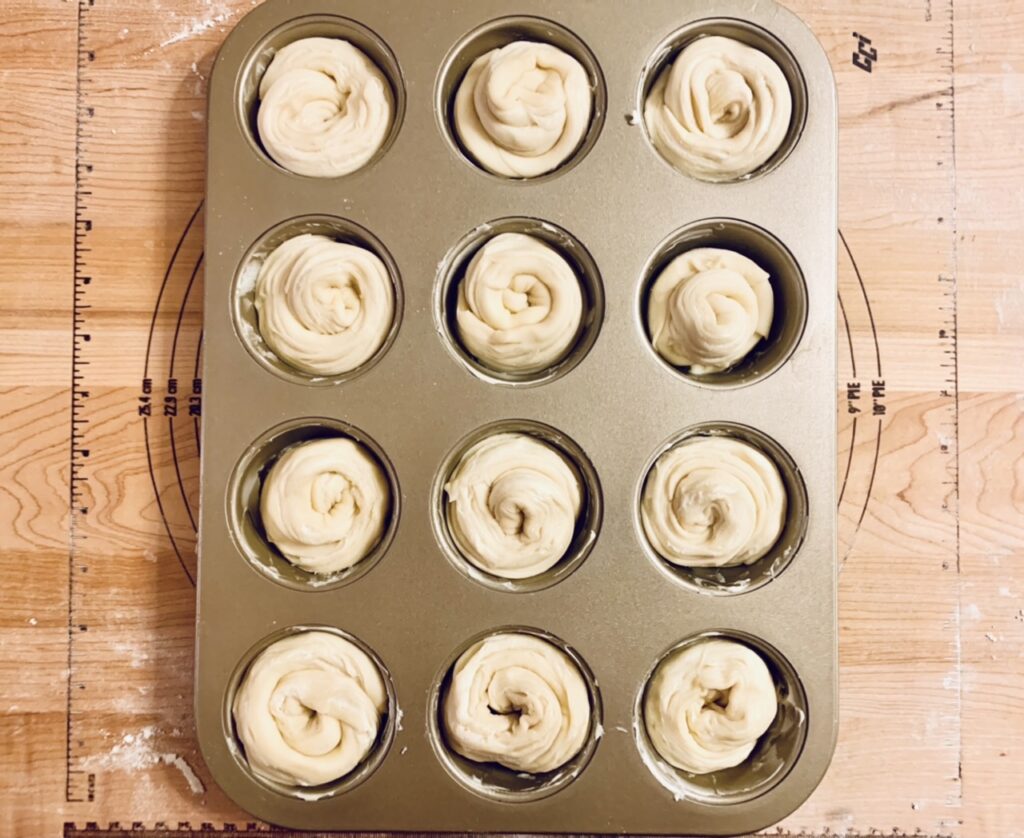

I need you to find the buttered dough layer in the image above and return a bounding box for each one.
[254,233,395,376]
[454,41,592,178]
[445,432,582,580]
[641,436,785,568]
[644,638,777,775]
[644,35,792,181]
[444,633,591,773]
[647,247,773,374]
[258,37,393,177]
[233,631,387,787]
[261,437,390,575]
[456,233,584,374]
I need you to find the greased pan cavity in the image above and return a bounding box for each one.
[198,0,837,832]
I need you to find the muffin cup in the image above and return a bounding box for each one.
[223,624,398,799]
[635,421,809,595]
[634,630,808,804]
[226,417,400,591]
[431,419,602,592]
[435,15,607,182]
[637,18,808,182]
[435,217,605,387]
[427,625,603,802]
[232,215,403,386]
[236,14,406,177]
[638,218,808,389]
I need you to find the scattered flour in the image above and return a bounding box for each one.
[161,7,236,48]
[111,641,149,669]
[84,726,205,796]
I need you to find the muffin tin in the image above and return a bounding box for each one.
[197,0,837,833]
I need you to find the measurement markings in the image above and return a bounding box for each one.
[67,0,96,805]
[838,230,886,542]
[140,201,204,586]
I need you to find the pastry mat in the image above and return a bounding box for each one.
[2,0,1020,835]
[58,0,951,825]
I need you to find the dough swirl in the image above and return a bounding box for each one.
[641,436,785,567]
[261,437,390,575]
[233,631,387,787]
[445,433,582,579]
[644,35,792,181]
[456,233,584,373]
[254,233,394,376]
[443,633,590,773]
[647,248,773,374]
[258,37,393,177]
[644,638,777,774]
[454,41,592,178]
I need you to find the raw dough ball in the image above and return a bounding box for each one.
[641,436,785,567]
[261,437,390,575]
[644,638,777,774]
[455,233,584,374]
[647,247,773,374]
[254,233,395,376]
[644,35,792,181]
[445,432,582,579]
[444,632,591,773]
[233,631,387,786]
[454,41,592,177]
[258,37,393,177]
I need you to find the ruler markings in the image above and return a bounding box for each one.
[193,330,203,454]
[166,250,204,533]
[927,13,959,551]
[67,0,97,805]
[62,825,956,838]
[140,198,203,587]
[935,0,962,808]
[943,0,960,569]
[837,228,886,547]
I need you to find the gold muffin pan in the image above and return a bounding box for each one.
[198,0,837,832]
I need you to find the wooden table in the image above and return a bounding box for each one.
[1,1,1021,836]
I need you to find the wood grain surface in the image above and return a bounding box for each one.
[0,0,1021,837]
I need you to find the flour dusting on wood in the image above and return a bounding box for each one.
[84,726,206,796]
[161,4,236,48]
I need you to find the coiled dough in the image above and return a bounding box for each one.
[257,37,393,177]
[443,632,591,773]
[445,433,582,579]
[454,41,592,178]
[261,437,390,575]
[644,638,777,774]
[641,436,785,567]
[647,248,773,374]
[233,631,387,787]
[254,234,395,376]
[644,35,792,181]
[456,233,584,374]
